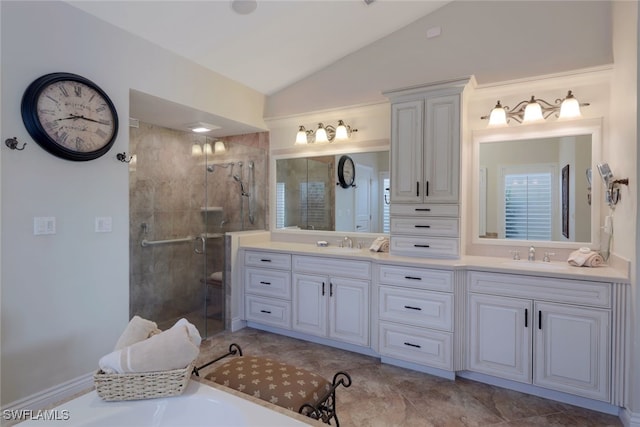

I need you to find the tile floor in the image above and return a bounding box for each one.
[195,327,622,427]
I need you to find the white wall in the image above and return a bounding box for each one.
[0,0,265,406]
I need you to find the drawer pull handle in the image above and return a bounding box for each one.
[260,259,272,263]
[416,181,419,197]
[426,181,429,197]
[414,244,430,248]
[259,281,271,285]
[404,342,421,349]
[538,310,542,330]
[322,282,325,296]
[260,310,272,314]
[414,225,431,228]
[404,305,422,311]
[330,282,333,297]
[525,308,528,328]
[415,208,431,212]
[404,276,422,281]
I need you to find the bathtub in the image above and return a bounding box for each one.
[18,381,313,426]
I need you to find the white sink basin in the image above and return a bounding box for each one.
[320,247,363,254]
[501,260,567,270]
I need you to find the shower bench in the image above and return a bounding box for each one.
[193,344,352,426]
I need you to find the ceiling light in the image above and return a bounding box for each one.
[231,0,257,15]
[186,122,220,133]
[481,91,589,126]
[295,120,358,145]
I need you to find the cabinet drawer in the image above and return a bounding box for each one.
[245,251,291,270]
[379,321,453,370]
[245,295,291,329]
[292,255,371,280]
[391,217,459,237]
[468,271,611,308]
[245,268,291,300]
[390,236,459,259]
[378,265,453,292]
[391,203,459,217]
[379,286,453,331]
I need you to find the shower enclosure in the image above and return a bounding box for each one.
[129,122,267,338]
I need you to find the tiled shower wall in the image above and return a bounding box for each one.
[129,122,268,331]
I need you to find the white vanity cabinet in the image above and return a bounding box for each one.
[384,79,469,259]
[292,255,370,347]
[377,265,454,371]
[244,250,292,329]
[467,271,611,402]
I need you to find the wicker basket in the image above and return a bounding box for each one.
[94,364,193,401]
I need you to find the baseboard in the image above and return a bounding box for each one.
[1,371,94,419]
[231,317,246,332]
[620,407,640,427]
[380,356,455,380]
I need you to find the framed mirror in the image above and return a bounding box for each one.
[472,119,602,248]
[275,151,390,233]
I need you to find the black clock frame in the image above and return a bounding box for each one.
[21,72,119,161]
[337,155,355,189]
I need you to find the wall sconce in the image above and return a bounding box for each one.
[481,91,590,127]
[214,140,226,153]
[191,141,203,156]
[295,120,357,145]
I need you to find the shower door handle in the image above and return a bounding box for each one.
[194,236,205,254]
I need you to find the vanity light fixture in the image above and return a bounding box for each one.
[214,140,226,153]
[295,120,358,145]
[191,141,203,156]
[481,91,590,127]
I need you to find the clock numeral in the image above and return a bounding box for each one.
[59,85,69,97]
[74,85,82,97]
[88,94,96,102]
[75,137,85,150]
[97,119,112,126]
[44,121,59,131]
[45,95,59,104]
[95,128,108,139]
[95,105,106,113]
[57,131,69,145]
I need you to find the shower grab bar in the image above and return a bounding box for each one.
[141,236,194,247]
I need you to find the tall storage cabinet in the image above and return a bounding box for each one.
[384,78,469,259]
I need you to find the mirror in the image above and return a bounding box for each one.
[474,119,601,245]
[276,151,390,233]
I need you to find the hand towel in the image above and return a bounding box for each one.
[568,250,605,267]
[100,318,201,374]
[114,315,161,350]
[379,238,390,253]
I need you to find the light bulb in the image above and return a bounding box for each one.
[295,126,308,144]
[487,101,508,127]
[523,97,543,123]
[203,142,213,155]
[335,120,349,140]
[214,140,226,153]
[191,143,203,156]
[559,91,581,119]
[315,123,329,143]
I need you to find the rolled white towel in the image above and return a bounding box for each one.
[379,238,390,253]
[568,250,605,267]
[100,318,201,374]
[114,315,161,350]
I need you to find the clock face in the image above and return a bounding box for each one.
[21,73,118,161]
[338,155,355,188]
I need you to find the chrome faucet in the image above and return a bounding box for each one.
[528,245,536,261]
[343,236,353,248]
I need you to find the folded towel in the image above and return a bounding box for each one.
[379,238,390,253]
[210,271,223,281]
[100,318,201,374]
[114,315,161,350]
[568,250,605,267]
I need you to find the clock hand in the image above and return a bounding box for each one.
[75,115,110,125]
[55,115,82,122]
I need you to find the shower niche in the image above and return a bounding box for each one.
[129,122,268,338]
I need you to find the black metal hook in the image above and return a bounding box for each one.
[116,152,133,163]
[5,137,26,151]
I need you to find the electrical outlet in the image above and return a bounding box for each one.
[34,217,56,235]
[95,216,113,233]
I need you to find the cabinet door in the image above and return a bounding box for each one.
[534,302,610,401]
[390,100,424,203]
[424,94,460,202]
[329,277,369,346]
[292,273,327,337]
[468,293,532,383]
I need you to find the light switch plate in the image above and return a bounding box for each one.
[34,217,56,235]
[95,216,113,233]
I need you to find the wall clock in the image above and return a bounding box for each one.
[337,155,355,188]
[21,72,118,161]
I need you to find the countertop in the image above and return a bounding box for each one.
[240,241,629,283]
